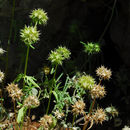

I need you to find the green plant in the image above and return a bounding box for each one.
[0,8,118,130]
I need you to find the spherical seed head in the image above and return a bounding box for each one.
[0,70,4,83]
[105,106,118,118]
[78,75,95,90]
[83,42,100,55]
[56,46,71,59]
[0,48,6,55]
[20,25,40,45]
[23,95,40,108]
[92,108,106,124]
[48,50,64,65]
[30,8,48,25]
[6,83,23,101]
[43,66,50,75]
[96,66,112,80]
[53,110,64,119]
[90,84,106,99]
[39,115,53,129]
[72,100,85,115]
[122,126,130,130]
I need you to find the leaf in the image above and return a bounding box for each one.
[52,91,58,102]
[24,75,40,88]
[13,73,24,83]
[17,107,27,124]
[50,67,55,74]
[31,88,38,96]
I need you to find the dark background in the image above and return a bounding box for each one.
[0,0,130,129]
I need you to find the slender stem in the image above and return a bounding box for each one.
[98,0,117,42]
[83,98,96,130]
[28,108,31,129]
[5,0,16,78]
[46,65,58,114]
[13,100,17,122]
[24,45,30,76]
[23,45,30,87]
[0,89,3,107]
[72,115,76,128]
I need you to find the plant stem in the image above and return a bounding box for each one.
[13,100,17,122]
[98,0,117,42]
[23,45,30,87]
[28,108,31,129]
[72,115,76,128]
[83,98,96,130]
[5,0,16,79]
[46,65,58,114]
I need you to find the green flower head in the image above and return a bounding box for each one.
[48,50,64,65]
[81,41,100,55]
[48,46,71,65]
[56,46,71,59]
[30,8,48,25]
[78,75,95,90]
[20,25,40,46]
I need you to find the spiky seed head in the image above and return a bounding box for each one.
[105,106,118,118]
[0,70,4,83]
[39,115,53,129]
[92,108,106,124]
[56,46,71,59]
[48,51,64,65]
[6,83,23,101]
[23,95,40,108]
[53,110,64,119]
[78,75,95,90]
[122,126,130,130]
[48,46,71,65]
[30,8,48,25]
[0,48,6,55]
[72,100,85,115]
[43,66,50,75]
[20,25,40,45]
[96,66,112,80]
[90,84,106,99]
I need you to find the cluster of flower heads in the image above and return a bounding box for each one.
[6,83,23,101]
[23,95,40,108]
[20,8,48,47]
[39,115,54,129]
[72,100,85,115]
[96,65,112,80]
[48,46,71,65]
[30,8,48,25]
[78,75,95,90]
[81,41,100,55]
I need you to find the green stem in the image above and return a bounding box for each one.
[72,115,76,128]
[98,0,117,42]
[46,64,58,114]
[23,45,30,87]
[5,0,16,79]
